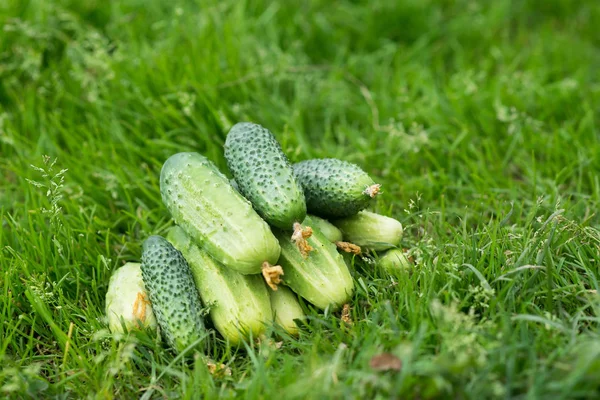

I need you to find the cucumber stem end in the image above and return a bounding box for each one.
[262,262,284,290]
[364,184,382,198]
[291,222,314,258]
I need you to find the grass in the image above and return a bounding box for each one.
[1,0,600,398]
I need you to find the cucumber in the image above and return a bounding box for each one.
[105,262,157,334]
[167,226,272,346]
[293,158,381,218]
[378,249,411,272]
[305,215,343,243]
[274,222,354,310]
[269,285,304,336]
[229,178,240,192]
[160,152,280,274]
[332,211,403,251]
[141,235,206,353]
[224,122,306,230]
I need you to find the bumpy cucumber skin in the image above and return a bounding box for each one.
[106,262,157,334]
[304,215,343,243]
[224,122,306,230]
[275,223,354,310]
[333,211,403,251]
[269,285,304,336]
[293,158,377,218]
[141,236,206,354]
[167,227,272,346]
[160,152,280,274]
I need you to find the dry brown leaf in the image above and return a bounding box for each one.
[341,303,353,325]
[369,353,402,372]
[262,262,284,290]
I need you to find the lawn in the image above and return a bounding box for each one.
[1,0,600,398]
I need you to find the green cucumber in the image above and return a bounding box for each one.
[269,285,304,336]
[224,122,306,230]
[141,235,206,353]
[378,249,411,272]
[293,158,381,218]
[160,152,280,274]
[105,262,157,334]
[167,226,272,346]
[229,178,240,192]
[332,211,403,251]
[305,215,343,243]
[274,222,354,310]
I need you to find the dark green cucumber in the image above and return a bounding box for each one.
[160,152,280,274]
[293,158,381,218]
[275,222,354,310]
[167,226,272,346]
[224,122,306,230]
[333,211,403,251]
[140,235,206,353]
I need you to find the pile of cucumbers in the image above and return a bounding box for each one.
[105,122,410,353]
